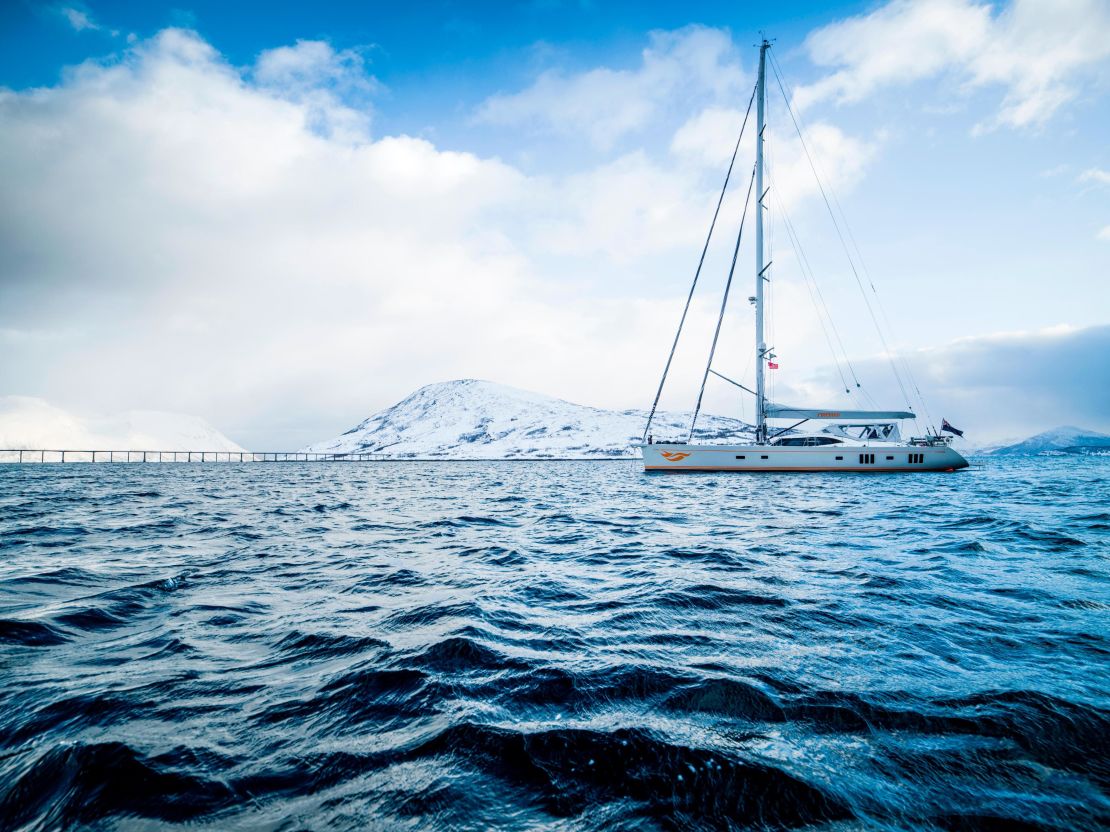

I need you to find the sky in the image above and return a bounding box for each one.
[0,0,1108,448]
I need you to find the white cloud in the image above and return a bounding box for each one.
[670,105,877,211]
[0,397,245,452]
[816,324,1110,442]
[797,0,990,109]
[3,24,1093,449]
[0,28,769,447]
[54,4,121,37]
[475,26,748,149]
[59,6,99,32]
[253,40,380,140]
[1078,169,1110,241]
[524,151,716,261]
[1079,167,1110,187]
[795,0,1110,131]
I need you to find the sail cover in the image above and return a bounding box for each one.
[765,403,915,420]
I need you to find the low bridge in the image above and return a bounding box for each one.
[0,450,387,463]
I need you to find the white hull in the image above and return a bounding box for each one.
[642,443,968,473]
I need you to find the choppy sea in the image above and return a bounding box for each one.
[0,458,1107,831]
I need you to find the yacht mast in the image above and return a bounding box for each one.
[754,38,769,443]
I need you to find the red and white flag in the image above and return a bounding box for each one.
[767,361,779,370]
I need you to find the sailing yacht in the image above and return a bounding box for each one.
[641,39,968,473]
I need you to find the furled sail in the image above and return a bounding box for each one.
[764,403,915,420]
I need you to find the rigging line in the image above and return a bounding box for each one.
[848,234,930,428]
[732,335,755,425]
[785,58,932,430]
[840,229,928,430]
[806,115,931,429]
[760,96,859,392]
[689,162,758,442]
[776,206,851,394]
[740,337,753,425]
[768,89,781,409]
[709,369,757,396]
[768,52,917,418]
[766,173,855,394]
[898,352,931,431]
[767,54,914,411]
[767,115,778,408]
[642,81,758,443]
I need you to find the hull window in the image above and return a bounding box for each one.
[859,453,875,464]
[761,455,769,460]
[735,455,746,459]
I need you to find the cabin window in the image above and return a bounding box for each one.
[773,436,844,447]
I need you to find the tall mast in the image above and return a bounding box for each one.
[754,38,769,443]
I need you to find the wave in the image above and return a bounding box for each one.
[404,722,849,828]
[1,456,1108,830]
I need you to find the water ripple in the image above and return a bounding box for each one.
[0,457,1108,830]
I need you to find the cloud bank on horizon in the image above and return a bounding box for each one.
[0,0,1107,448]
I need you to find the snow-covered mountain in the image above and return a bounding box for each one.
[0,396,245,452]
[987,426,1110,456]
[303,379,754,459]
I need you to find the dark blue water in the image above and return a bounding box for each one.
[1,459,1107,831]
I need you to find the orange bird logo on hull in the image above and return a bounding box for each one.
[660,451,691,461]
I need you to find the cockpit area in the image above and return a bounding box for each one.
[823,422,901,442]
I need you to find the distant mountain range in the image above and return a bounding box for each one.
[304,380,1110,460]
[981,426,1110,457]
[0,396,245,452]
[2,385,1104,460]
[302,379,753,459]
